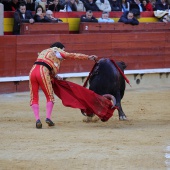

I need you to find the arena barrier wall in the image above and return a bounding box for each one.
[0,31,170,93]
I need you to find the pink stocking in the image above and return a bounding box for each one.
[31,104,40,121]
[46,101,54,119]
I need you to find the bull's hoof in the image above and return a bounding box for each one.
[81,110,87,116]
[119,115,127,120]
[83,116,92,123]
[101,119,107,122]
[83,115,100,123]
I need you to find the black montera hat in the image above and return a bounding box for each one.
[50,42,65,49]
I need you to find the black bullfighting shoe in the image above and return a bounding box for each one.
[36,119,42,129]
[45,118,55,126]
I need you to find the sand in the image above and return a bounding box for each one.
[0,86,170,170]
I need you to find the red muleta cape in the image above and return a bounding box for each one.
[52,79,116,122]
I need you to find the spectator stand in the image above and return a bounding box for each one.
[4,11,158,35]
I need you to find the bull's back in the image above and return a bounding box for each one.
[89,59,121,95]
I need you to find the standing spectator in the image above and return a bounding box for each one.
[109,0,121,11]
[29,42,98,129]
[13,3,34,35]
[60,0,77,11]
[98,11,114,22]
[9,0,20,11]
[25,0,35,11]
[121,0,130,12]
[95,0,111,12]
[48,0,64,11]
[80,10,98,22]
[2,0,12,11]
[118,10,139,25]
[35,0,47,11]
[155,0,168,10]
[75,0,86,11]
[81,0,100,11]
[142,0,153,11]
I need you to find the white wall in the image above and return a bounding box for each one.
[0,3,4,35]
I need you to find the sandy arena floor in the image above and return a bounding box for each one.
[0,85,170,170]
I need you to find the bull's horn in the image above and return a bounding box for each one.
[103,94,116,108]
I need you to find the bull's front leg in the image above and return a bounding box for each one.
[115,92,127,120]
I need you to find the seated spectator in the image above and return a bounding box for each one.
[80,10,98,22]
[75,0,86,11]
[60,0,77,11]
[98,11,114,22]
[150,0,156,10]
[154,10,169,22]
[8,0,20,11]
[95,0,111,12]
[130,0,144,12]
[161,14,170,23]
[155,0,168,11]
[13,3,34,35]
[45,9,63,22]
[81,0,100,11]
[121,0,130,12]
[118,10,139,25]
[34,5,49,22]
[109,0,121,11]
[142,0,153,11]
[48,0,64,11]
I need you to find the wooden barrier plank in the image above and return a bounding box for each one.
[111,48,165,56]
[0,36,16,77]
[79,23,170,34]
[164,54,170,68]
[16,35,62,76]
[59,60,94,73]
[16,81,29,92]
[111,32,166,42]
[0,82,16,94]
[20,23,69,35]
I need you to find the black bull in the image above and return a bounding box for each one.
[85,58,127,120]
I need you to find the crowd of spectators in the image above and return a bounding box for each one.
[1,0,170,12]
[12,3,63,34]
[1,0,170,34]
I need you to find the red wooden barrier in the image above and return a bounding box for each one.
[0,36,16,77]
[79,22,170,33]
[20,23,69,35]
[0,31,170,93]
[0,32,170,77]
